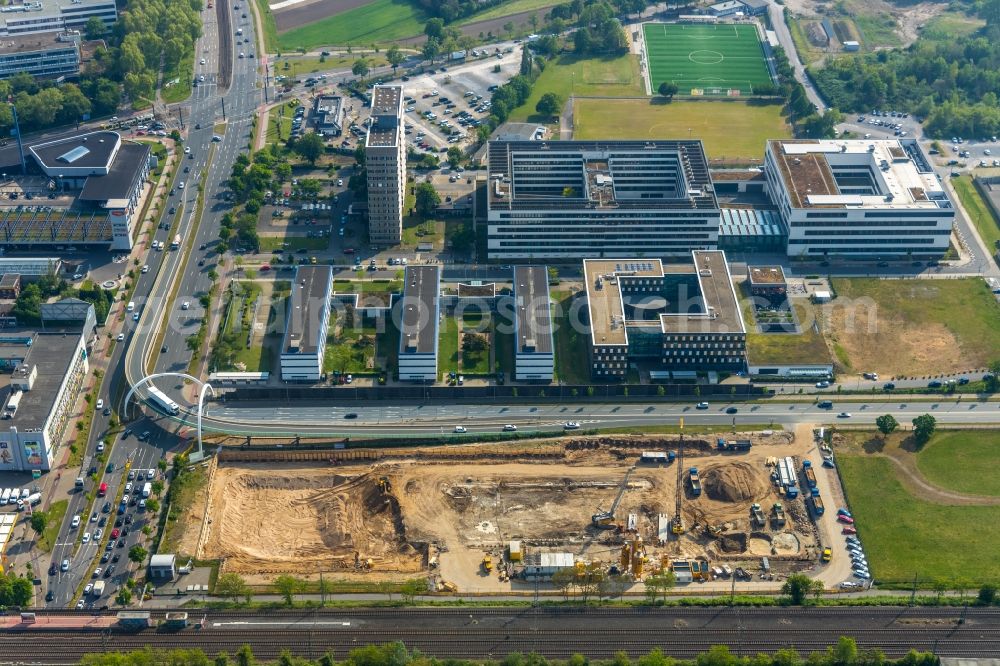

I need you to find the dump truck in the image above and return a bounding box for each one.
[809,495,825,518]
[750,502,766,526]
[689,468,701,496]
[802,460,818,490]
[716,438,752,452]
[771,502,786,527]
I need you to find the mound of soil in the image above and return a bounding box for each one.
[703,463,769,502]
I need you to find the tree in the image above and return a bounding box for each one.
[422,39,440,64]
[128,545,148,564]
[151,480,164,496]
[115,587,133,606]
[295,132,324,165]
[979,583,998,605]
[84,15,106,39]
[446,146,463,168]
[274,575,302,605]
[414,182,440,216]
[503,21,515,37]
[424,17,445,41]
[781,573,815,605]
[9,577,32,605]
[216,573,250,603]
[912,413,937,446]
[462,332,488,353]
[29,511,48,535]
[986,360,1000,392]
[144,498,160,513]
[535,92,563,118]
[400,578,425,602]
[551,567,576,600]
[351,58,370,78]
[657,82,679,99]
[386,45,404,73]
[875,414,899,437]
[643,570,676,603]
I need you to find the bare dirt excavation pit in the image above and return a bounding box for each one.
[192,430,826,591]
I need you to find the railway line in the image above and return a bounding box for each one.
[4,607,1000,663]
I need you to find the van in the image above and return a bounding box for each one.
[126,301,135,313]
[75,476,85,488]
[818,400,834,409]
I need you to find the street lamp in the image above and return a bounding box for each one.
[123,372,215,459]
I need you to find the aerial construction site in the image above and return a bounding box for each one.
[188,426,838,592]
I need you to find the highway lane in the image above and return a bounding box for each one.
[6,607,1000,660]
[162,397,1000,437]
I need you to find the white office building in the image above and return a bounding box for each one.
[397,265,440,382]
[486,140,720,260]
[764,139,954,259]
[512,266,553,381]
[366,85,406,245]
[280,265,332,382]
[0,0,117,37]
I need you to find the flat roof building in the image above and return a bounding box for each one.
[280,265,332,382]
[313,95,344,136]
[366,85,405,245]
[397,265,440,382]
[148,553,176,580]
[512,266,553,381]
[0,0,117,37]
[583,252,745,379]
[764,139,954,258]
[486,140,719,259]
[746,265,787,300]
[0,330,88,471]
[0,31,80,80]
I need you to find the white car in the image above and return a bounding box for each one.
[117,333,125,341]
[198,75,205,83]
[71,514,81,529]
[502,424,517,432]
[82,532,91,544]
[84,583,93,595]
[132,312,140,321]
[563,422,581,430]
[839,581,860,589]
[141,264,149,273]
[838,412,852,418]
[92,568,101,578]
[96,441,105,453]
[696,402,710,409]
[94,528,103,540]
[178,181,185,189]
[815,381,830,388]
[76,599,85,610]
[184,146,191,154]
[96,399,104,410]
[181,301,190,310]
[454,426,467,433]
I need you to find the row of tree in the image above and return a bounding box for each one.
[12,273,114,326]
[810,16,1000,137]
[74,639,939,666]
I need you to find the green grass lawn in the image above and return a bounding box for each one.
[642,22,772,96]
[39,499,69,553]
[952,176,1000,255]
[573,99,790,163]
[920,12,984,42]
[162,50,195,104]
[259,235,329,252]
[916,431,1000,496]
[438,315,459,376]
[493,311,514,377]
[508,54,643,124]
[551,291,590,384]
[850,6,901,48]
[376,316,400,377]
[254,0,280,52]
[839,453,1000,585]
[745,299,831,366]
[830,278,1000,375]
[332,280,401,294]
[324,315,376,374]
[266,101,298,146]
[401,217,444,247]
[276,0,426,51]
[455,0,559,25]
[460,313,491,375]
[160,465,209,556]
[787,16,821,65]
[273,54,388,79]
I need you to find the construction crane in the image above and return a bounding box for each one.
[672,433,686,535]
[592,467,634,528]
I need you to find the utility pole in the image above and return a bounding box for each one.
[221,98,227,121]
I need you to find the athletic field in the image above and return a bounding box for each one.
[642,23,773,96]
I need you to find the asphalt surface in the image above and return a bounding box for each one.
[5,607,1000,661]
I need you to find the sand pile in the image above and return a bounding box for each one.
[703,463,769,502]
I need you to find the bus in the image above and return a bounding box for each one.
[146,385,180,415]
[170,234,181,250]
[98,482,108,497]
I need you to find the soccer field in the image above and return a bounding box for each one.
[643,23,773,96]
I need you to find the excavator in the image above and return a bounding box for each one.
[592,467,634,528]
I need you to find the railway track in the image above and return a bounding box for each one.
[6,609,1000,664]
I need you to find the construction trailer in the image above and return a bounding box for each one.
[508,540,523,562]
[671,560,693,583]
[657,514,671,545]
[522,552,575,581]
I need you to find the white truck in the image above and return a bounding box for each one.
[142,482,152,498]
[91,580,105,598]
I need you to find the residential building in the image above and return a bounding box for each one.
[486,140,720,259]
[0,31,79,80]
[0,330,88,471]
[764,139,954,258]
[365,85,405,245]
[582,251,745,380]
[280,265,332,382]
[512,266,553,381]
[397,265,440,382]
[313,95,344,136]
[0,0,117,37]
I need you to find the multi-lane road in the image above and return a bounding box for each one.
[6,607,1000,661]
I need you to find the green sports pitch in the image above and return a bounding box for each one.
[642,23,774,96]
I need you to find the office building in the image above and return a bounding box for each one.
[0,32,80,80]
[512,266,553,381]
[0,330,88,472]
[486,140,720,259]
[366,85,405,245]
[280,265,332,382]
[583,251,745,379]
[764,139,954,258]
[0,0,117,37]
[313,95,344,136]
[397,265,440,382]
[746,265,787,301]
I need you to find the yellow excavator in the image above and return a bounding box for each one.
[481,555,493,572]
